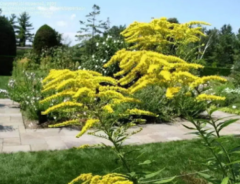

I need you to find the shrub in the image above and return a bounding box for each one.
[33,24,61,55]
[133,85,208,122]
[79,35,127,76]
[0,16,16,75]
[39,47,80,71]
[210,80,240,108]
[7,61,48,121]
[199,66,231,77]
[101,18,228,121]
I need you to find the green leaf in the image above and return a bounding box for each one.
[226,160,240,166]
[221,177,229,184]
[208,107,218,115]
[218,119,239,132]
[138,160,152,166]
[198,172,212,179]
[182,124,196,130]
[140,168,165,180]
[153,176,176,183]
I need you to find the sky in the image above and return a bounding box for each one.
[1,0,240,46]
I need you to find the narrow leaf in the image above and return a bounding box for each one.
[153,177,176,183]
[221,177,229,184]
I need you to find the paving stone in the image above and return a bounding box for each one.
[3,145,30,153]
[45,136,68,150]
[0,131,19,138]
[0,116,10,122]
[3,138,21,146]
[31,143,49,151]
[10,116,23,123]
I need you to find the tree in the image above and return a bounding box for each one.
[8,14,17,30]
[76,4,108,54]
[16,12,34,46]
[76,4,108,41]
[103,25,126,39]
[0,16,16,75]
[33,24,62,55]
[167,17,179,24]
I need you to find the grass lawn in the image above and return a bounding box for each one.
[0,136,239,184]
[0,76,10,98]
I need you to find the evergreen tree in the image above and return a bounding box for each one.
[8,14,17,30]
[76,4,108,42]
[16,12,34,46]
[76,4,108,54]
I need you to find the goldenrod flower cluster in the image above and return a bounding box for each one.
[69,173,133,184]
[166,87,181,99]
[196,94,226,102]
[120,17,210,51]
[41,69,155,138]
[102,17,226,101]
[104,49,226,100]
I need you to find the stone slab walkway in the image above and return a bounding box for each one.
[0,99,240,153]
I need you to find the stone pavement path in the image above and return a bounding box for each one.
[1,99,240,153]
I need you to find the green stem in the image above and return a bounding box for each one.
[97,113,132,173]
[193,120,227,177]
[210,118,236,181]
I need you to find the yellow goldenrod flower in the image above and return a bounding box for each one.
[190,76,227,89]
[76,144,90,149]
[128,109,158,117]
[69,173,133,184]
[196,94,226,101]
[42,101,83,115]
[68,173,93,184]
[49,119,80,128]
[40,91,75,104]
[166,87,181,99]
[76,119,99,138]
[102,104,114,113]
[73,87,95,99]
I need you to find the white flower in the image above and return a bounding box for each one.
[83,112,86,115]
[78,66,81,69]
[96,42,99,46]
[0,89,8,94]
[92,55,95,58]
[95,65,98,68]
[103,59,106,63]
[103,42,105,45]
[54,116,57,120]
[232,105,237,109]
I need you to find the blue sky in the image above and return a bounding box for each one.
[1,0,240,46]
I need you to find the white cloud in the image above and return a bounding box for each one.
[56,21,67,27]
[70,14,76,20]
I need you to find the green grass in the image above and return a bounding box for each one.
[0,76,10,98]
[0,137,240,184]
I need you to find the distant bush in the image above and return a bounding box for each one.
[0,16,16,75]
[199,66,231,76]
[33,24,61,55]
